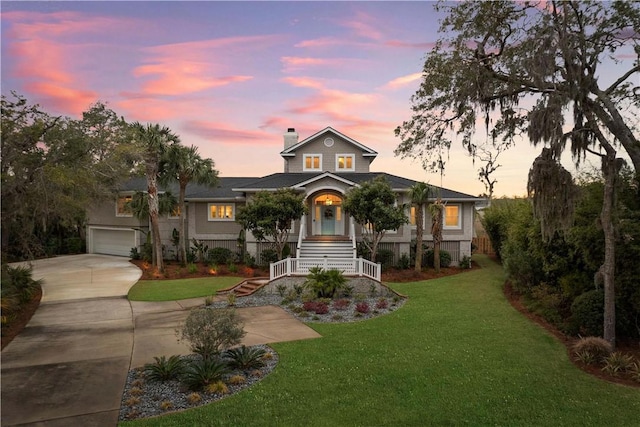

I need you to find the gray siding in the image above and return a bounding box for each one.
[286,136,371,173]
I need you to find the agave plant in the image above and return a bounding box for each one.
[144,355,184,382]
[223,345,266,370]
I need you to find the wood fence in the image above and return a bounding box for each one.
[472,237,495,255]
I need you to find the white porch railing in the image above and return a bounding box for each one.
[270,257,381,282]
[296,216,306,259]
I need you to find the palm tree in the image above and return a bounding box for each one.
[132,122,180,274]
[409,182,431,272]
[163,145,218,266]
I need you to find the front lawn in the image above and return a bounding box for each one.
[127,277,243,301]
[120,255,640,426]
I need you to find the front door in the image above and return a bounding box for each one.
[321,206,336,235]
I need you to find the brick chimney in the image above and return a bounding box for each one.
[283,127,298,149]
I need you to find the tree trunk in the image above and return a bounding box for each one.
[600,154,619,348]
[415,206,424,272]
[431,201,443,274]
[179,182,187,267]
[147,170,164,274]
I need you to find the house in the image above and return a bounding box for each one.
[86,127,483,278]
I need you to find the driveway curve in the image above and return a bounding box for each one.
[1,254,320,426]
[1,254,141,427]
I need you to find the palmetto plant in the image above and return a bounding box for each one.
[223,345,266,370]
[181,358,229,391]
[304,267,347,299]
[144,355,184,382]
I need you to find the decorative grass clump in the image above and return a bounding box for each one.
[571,336,612,364]
[602,352,636,376]
[181,358,229,391]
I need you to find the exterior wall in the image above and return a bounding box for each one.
[286,135,371,173]
[190,201,245,240]
[87,200,146,229]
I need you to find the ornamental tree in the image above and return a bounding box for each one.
[236,188,307,261]
[343,176,408,262]
[395,0,639,348]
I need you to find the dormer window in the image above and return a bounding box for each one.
[336,154,355,171]
[304,154,322,171]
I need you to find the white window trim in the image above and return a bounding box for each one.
[116,194,133,218]
[443,204,462,230]
[335,154,355,171]
[303,154,322,171]
[168,207,181,220]
[208,203,235,221]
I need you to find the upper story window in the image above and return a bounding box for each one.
[336,154,355,171]
[443,204,462,229]
[116,195,133,217]
[303,154,322,171]
[208,203,235,221]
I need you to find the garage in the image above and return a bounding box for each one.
[89,227,137,257]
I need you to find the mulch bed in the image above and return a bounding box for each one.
[1,287,42,350]
[504,281,639,388]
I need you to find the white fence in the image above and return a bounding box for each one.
[270,257,381,282]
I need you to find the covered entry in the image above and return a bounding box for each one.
[311,193,345,236]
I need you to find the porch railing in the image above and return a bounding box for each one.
[270,257,381,282]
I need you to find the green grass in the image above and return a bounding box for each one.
[127,276,243,301]
[120,256,640,426]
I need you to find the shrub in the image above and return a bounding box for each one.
[304,267,347,299]
[177,308,246,360]
[602,352,635,376]
[4,264,43,304]
[276,284,287,297]
[228,262,238,274]
[375,298,388,310]
[144,355,184,382]
[224,345,266,370]
[355,301,370,314]
[314,301,329,315]
[260,249,278,266]
[375,249,395,270]
[572,336,612,363]
[187,263,198,274]
[303,301,318,312]
[570,290,604,337]
[575,350,597,365]
[227,293,236,307]
[630,362,640,383]
[181,358,229,390]
[332,298,350,311]
[397,253,411,270]
[130,247,141,260]
[208,247,233,265]
[460,255,472,269]
[425,249,452,268]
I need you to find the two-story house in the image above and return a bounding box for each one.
[86,127,482,276]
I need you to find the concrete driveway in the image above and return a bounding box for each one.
[1,254,320,426]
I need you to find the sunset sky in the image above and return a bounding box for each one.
[2,1,635,197]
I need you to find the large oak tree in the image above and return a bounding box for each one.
[395,0,639,347]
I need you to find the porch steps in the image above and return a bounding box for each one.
[216,278,270,297]
[298,239,354,259]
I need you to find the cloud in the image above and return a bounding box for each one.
[182,121,276,145]
[2,10,142,115]
[133,35,282,96]
[339,11,385,41]
[380,72,423,90]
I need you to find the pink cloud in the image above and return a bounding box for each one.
[2,10,143,116]
[133,35,282,96]
[182,121,276,145]
[339,11,385,41]
[385,40,436,49]
[281,56,369,73]
[380,72,423,90]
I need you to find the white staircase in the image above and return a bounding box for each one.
[298,239,354,259]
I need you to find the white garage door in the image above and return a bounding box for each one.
[91,228,136,257]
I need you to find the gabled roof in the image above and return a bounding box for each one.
[280,127,378,158]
